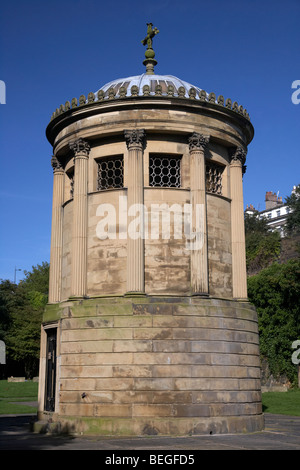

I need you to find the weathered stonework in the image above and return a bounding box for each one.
[37,69,263,436]
[38,297,263,435]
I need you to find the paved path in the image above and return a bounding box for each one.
[0,413,299,450]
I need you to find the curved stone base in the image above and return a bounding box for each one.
[36,414,264,436]
[38,296,264,436]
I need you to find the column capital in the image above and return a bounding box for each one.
[229,146,247,165]
[124,129,146,149]
[69,138,91,157]
[188,133,210,152]
[51,155,63,173]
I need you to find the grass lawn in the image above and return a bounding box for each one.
[0,380,38,415]
[262,388,300,416]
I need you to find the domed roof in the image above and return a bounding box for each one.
[96,73,204,99]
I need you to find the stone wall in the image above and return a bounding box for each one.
[87,190,127,296]
[40,296,264,435]
[61,200,72,301]
[207,194,232,298]
[59,189,233,298]
[144,188,190,295]
[60,151,233,299]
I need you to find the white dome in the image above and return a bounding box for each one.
[96,73,203,99]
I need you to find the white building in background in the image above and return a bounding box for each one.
[245,186,296,237]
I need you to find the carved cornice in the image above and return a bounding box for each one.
[124,129,146,149]
[69,138,91,157]
[51,155,63,172]
[188,133,210,152]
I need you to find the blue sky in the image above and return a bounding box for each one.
[0,0,299,282]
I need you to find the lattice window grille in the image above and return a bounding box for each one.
[205,162,223,195]
[70,175,74,198]
[97,156,124,190]
[66,171,74,199]
[149,155,181,188]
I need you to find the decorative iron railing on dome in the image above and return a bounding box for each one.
[49,84,251,123]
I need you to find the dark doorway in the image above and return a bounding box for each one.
[44,328,57,412]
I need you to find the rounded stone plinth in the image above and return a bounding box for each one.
[37,296,264,436]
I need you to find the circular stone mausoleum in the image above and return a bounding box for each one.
[37,25,264,436]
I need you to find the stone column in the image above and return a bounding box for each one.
[48,156,64,303]
[124,129,145,294]
[69,138,90,298]
[230,147,247,300]
[188,133,210,295]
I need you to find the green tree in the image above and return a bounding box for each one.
[0,262,49,378]
[285,184,300,235]
[0,280,20,341]
[245,212,281,275]
[22,261,50,296]
[248,259,300,384]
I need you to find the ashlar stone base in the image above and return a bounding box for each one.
[35,414,264,437]
[37,296,264,436]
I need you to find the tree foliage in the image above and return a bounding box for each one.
[285,184,300,235]
[247,259,300,384]
[245,212,281,275]
[0,262,49,378]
